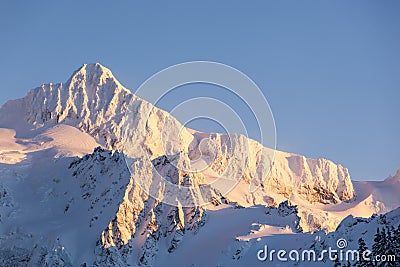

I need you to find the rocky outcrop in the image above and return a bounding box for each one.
[269,152,354,203]
[69,148,208,266]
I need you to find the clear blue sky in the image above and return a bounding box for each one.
[0,1,399,181]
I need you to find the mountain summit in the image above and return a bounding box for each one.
[67,63,123,92]
[20,63,132,148]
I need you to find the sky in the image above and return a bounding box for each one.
[0,1,399,181]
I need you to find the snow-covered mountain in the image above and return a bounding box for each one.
[0,63,355,205]
[0,63,398,266]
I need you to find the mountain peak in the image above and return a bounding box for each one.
[5,63,134,149]
[75,62,112,76]
[68,63,118,88]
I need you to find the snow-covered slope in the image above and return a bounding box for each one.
[352,169,400,214]
[169,206,400,267]
[0,148,129,266]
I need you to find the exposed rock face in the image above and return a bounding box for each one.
[268,152,354,204]
[68,148,208,266]
[276,200,303,233]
